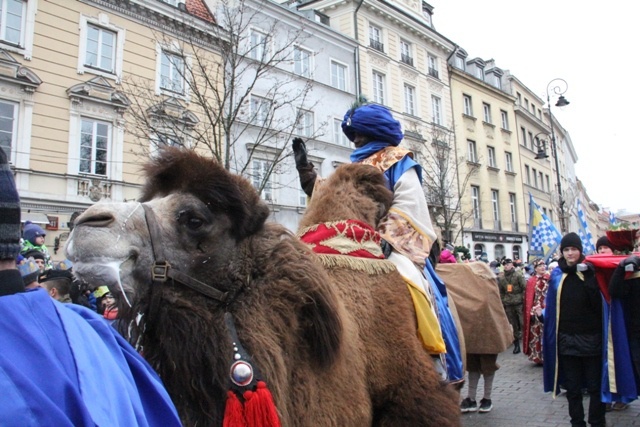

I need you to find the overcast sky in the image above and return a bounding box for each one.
[432,0,640,214]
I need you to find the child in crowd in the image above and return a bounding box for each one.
[20,222,52,268]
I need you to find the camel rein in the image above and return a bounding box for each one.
[141,203,231,304]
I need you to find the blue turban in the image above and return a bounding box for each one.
[341,104,403,146]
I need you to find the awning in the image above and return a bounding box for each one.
[21,212,50,224]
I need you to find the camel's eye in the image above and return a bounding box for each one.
[177,210,205,230]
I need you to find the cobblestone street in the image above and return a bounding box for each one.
[460,345,640,426]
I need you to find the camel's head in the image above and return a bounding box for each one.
[298,163,393,229]
[66,147,270,308]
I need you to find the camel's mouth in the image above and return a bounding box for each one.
[72,254,138,305]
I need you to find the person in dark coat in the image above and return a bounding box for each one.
[541,232,606,427]
[497,258,526,354]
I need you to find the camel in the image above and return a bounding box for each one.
[66,147,460,426]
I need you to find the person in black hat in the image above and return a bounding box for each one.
[541,232,609,427]
[497,258,526,354]
[39,269,73,303]
[596,236,614,255]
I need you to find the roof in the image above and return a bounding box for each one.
[186,0,215,23]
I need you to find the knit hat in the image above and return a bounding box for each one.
[341,104,404,146]
[0,148,21,260]
[502,258,513,266]
[596,236,612,252]
[560,232,583,253]
[23,222,46,245]
[22,249,45,261]
[18,258,40,286]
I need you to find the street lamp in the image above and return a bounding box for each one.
[533,78,570,233]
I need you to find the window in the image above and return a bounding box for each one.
[491,190,500,221]
[516,92,522,105]
[249,29,267,61]
[372,71,385,104]
[546,175,551,192]
[509,193,517,223]
[482,103,491,123]
[525,165,530,184]
[0,100,17,158]
[333,118,349,146]
[293,46,312,78]
[431,95,442,125]
[539,171,544,191]
[487,146,496,168]
[85,24,116,72]
[250,95,271,125]
[160,50,185,94]
[299,189,307,207]
[295,109,313,137]
[532,168,538,188]
[404,84,415,116]
[251,159,274,202]
[79,118,110,176]
[369,24,383,52]
[463,95,473,116]
[505,152,513,172]
[467,139,477,163]
[528,131,534,150]
[400,40,413,66]
[454,55,465,70]
[0,0,25,46]
[524,98,529,110]
[471,186,481,219]
[330,60,346,91]
[78,14,125,81]
[427,54,438,78]
[500,110,508,130]
[520,127,527,146]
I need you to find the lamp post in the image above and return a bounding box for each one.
[534,79,570,233]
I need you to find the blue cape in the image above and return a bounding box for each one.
[0,289,181,426]
[424,260,464,383]
[542,268,637,403]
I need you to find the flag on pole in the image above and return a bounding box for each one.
[576,199,596,255]
[609,211,617,225]
[528,193,562,264]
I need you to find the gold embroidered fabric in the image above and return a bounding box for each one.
[379,211,431,268]
[360,146,413,172]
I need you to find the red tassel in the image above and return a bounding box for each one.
[223,390,247,427]
[243,381,281,427]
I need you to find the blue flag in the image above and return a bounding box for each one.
[576,199,596,254]
[528,193,562,263]
[609,211,617,225]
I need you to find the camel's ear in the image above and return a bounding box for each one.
[236,198,270,239]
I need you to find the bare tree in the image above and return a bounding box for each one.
[420,125,478,244]
[122,0,323,195]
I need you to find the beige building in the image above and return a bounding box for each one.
[4,0,216,259]
[448,51,527,261]
[296,0,460,241]
[503,72,555,228]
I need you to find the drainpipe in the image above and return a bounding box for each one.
[353,0,366,99]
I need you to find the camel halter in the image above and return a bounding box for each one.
[141,203,231,303]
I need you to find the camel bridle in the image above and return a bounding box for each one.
[141,203,232,304]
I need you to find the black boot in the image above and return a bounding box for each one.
[512,340,521,354]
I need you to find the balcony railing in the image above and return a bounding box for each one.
[428,67,439,79]
[400,54,414,66]
[369,39,384,52]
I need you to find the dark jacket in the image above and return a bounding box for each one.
[556,257,602,356]
[609,264,640,337]
[497,268,526,306]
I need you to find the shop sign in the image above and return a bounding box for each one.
[471,232,523,243]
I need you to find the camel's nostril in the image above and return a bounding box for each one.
[75,212,115,228]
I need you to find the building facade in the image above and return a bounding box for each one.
[449,51,528,261]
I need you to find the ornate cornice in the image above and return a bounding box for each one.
[0,49,42,93]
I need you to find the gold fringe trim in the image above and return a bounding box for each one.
[316,254,397,276]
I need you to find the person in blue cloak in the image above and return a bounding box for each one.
[540,232,637,427]
[0,148,181,427]
[292,101,463,384]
